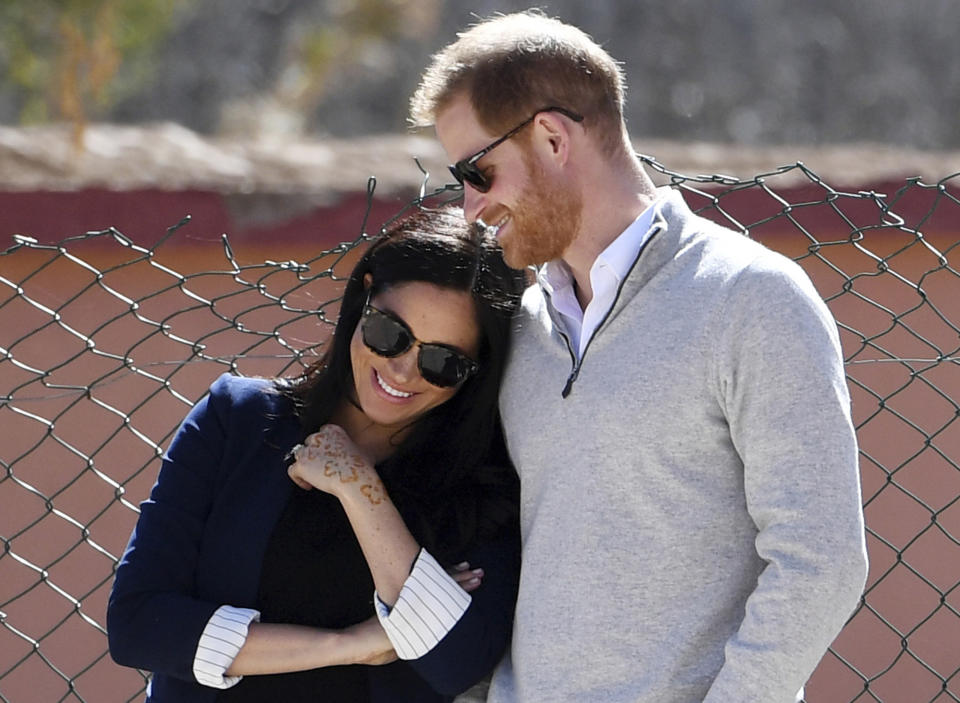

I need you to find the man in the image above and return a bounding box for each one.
[411,10,868,703]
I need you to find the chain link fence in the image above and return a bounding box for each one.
[1,162,959,702]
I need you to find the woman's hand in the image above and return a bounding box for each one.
[288,425,386,505]
[448,561,485,593]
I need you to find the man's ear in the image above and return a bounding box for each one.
[362,273,373,290]
[533,112,573,166]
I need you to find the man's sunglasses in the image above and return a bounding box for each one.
[448,106,584,193]
[360,296,479,388]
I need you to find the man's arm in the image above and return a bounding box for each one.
[704,255,868,702]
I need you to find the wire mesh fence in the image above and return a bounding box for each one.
[1,162,959,702]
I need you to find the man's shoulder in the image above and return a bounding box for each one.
[666,200,803,281]
[644,195,823,317]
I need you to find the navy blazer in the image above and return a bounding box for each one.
[107,373,520,702]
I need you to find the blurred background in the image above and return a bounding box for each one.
[1,3,959,703]
[1,0,958,148]
[3,0,958,245]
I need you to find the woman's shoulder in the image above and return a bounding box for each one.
[205,372,294,425]
[209,372,273,399]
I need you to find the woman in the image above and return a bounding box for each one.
[107,206,526,702]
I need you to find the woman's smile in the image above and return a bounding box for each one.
[372,368,415,400]
[349,280,479,430]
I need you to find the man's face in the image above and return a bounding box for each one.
[436,94,582,268]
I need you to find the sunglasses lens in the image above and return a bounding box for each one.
[362,309,411,357]
[448,165,465,186]
[362,305,478,388]
[418,345,473,388]
[449,163,491,193]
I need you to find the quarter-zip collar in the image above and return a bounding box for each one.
[534,187,686,397]
[537,203,659,358]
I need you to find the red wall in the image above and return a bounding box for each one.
[2,182,958,701]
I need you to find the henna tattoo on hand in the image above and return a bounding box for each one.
[360,482,385,505]
[324,459,359,482]
[292,427,389,508]
[298,426,377,488]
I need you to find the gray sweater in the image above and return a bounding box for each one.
[489,188,868,703]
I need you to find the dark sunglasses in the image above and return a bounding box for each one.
[447,106,584,193]
[360,296,479,388]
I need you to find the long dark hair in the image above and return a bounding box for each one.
[278,206,525,560]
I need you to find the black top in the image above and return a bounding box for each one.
[218,487,375,702]
[108,375,520,703]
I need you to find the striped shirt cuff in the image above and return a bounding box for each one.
[374,548,472,660]
[193,605,260,689]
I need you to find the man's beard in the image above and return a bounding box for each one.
[500,157,582,269]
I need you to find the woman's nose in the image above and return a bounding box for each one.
[386,347,419,382]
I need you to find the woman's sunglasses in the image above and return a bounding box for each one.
[360,296,479,388]
[447,106,584,193]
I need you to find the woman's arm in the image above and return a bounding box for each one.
[288,425,437,606]
[402,528,520,695]
[288,425,521,695]
[108,377,396,688]
[108,377,241,680]
[191,607,396,688]
[227,616,395,675]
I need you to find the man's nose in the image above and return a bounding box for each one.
[463,185,486,224]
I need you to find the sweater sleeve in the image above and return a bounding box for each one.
[107,374,255,683]
[193,605,260,688]
[396,526,521,697]
[703,256,868,702]
[374,548,472,659]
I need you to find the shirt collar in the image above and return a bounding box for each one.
[595,202,658,283]
[537,198,660,295]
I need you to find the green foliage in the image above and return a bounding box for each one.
[283,0,441,112]
[0,0,192,143]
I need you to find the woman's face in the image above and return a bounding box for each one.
[349,280,480,431]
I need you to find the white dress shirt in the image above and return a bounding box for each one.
[538,199,659,359]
